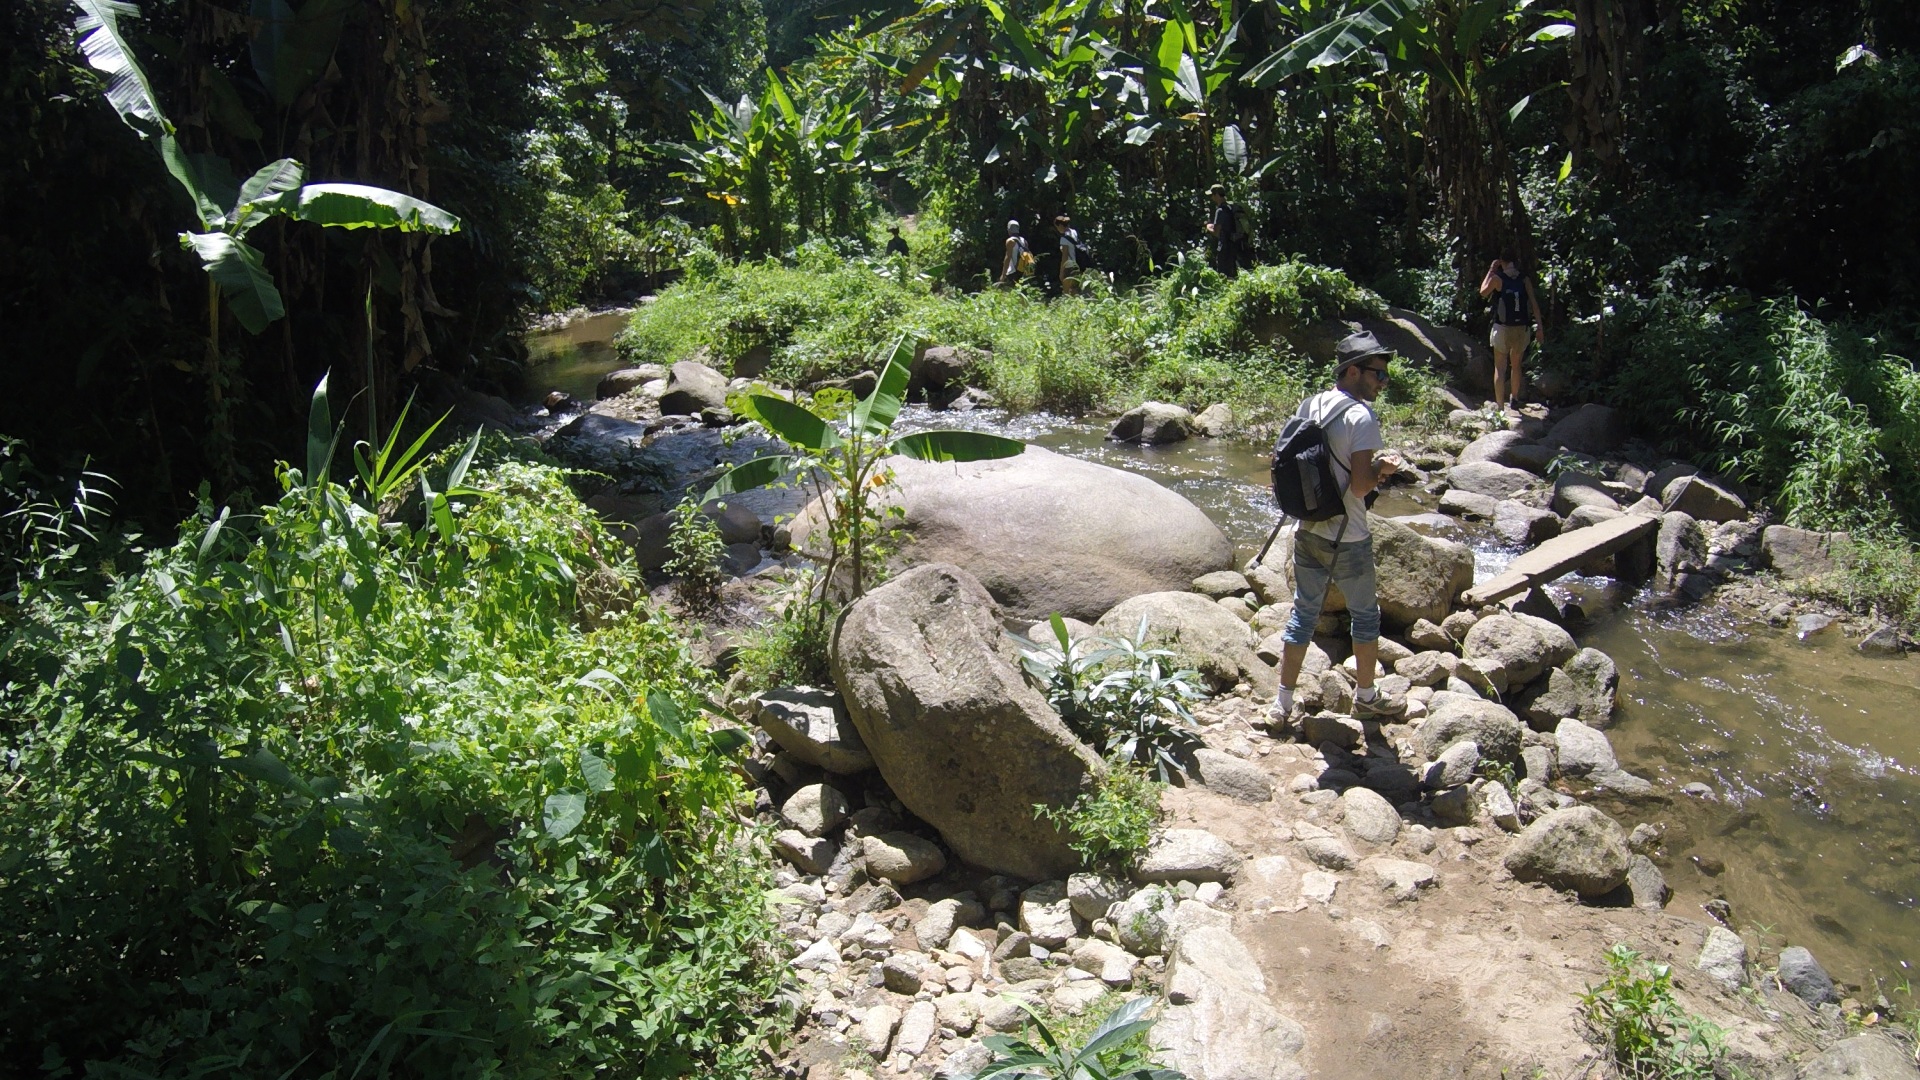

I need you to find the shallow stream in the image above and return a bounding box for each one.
[524,316,1918,992]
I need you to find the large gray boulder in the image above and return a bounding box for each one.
[1108,401,1196,445]
[1096,591,1269,693]
[1514,648,1617,730]
[1551,472,1621,516]
[1494,500,1561,546]
[1447,461,1538,499]
[1151,927,1309,1080]
[1373,515,1476,629]
[846,446,1233,622]
[832,564,1103,880]
[1662,474,1746,523]
[1761,525,1853,581]
[1545,404,1624,455]
[657,360,730,415]
[1416,692,1525,764]
[1502,805,1631,897]
[1461,612,1577,691]
[596,364,667,399]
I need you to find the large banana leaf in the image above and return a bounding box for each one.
[72,0,168,137]
[700,454,798,504]
[1243,0,1413,88]
[851,334,916,438]
[231,158,305,235]
[182,232,285,333]
[736,394,842,452]
[286,184,462,234]
[888,430,1025,463]
[159,135,235,230]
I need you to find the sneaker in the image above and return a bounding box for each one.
[1267,686,1297,724]
[1352,689,1405,720]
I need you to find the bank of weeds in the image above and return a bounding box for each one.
[0,440,785,1078]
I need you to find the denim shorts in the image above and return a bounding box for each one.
[1282,530,1381,645]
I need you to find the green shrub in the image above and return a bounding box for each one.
[666,497,729,612]
[1576,944,1728,1080]
[0,454,782,1078]
[1033,757,1164,873]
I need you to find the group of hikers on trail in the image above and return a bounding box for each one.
[998,214,1090,295]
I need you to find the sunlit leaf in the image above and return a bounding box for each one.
[888,430,1025,463]
[542,792,587,839]
[182,231,284,333]
[700,454,798,503]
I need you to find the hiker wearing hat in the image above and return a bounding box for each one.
[885,225,909,258]
[1270,330,1406,723]
[1204,184,1241,278]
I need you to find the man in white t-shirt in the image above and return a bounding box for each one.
[1272,331,1405,722]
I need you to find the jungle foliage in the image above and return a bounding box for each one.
[0,427,783,1077]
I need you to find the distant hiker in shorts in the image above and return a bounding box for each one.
[1054,214,1082,295]
[1204,183,1241,278]
[885,225,909,258]
[998,219,1030,286]
[1270,331,1406,723]
[1479,249,1545,413]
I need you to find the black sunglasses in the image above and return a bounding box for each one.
[1360,364,1391,380]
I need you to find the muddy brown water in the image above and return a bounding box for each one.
[525,315,1919,992]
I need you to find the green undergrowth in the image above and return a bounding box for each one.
[616,254,1437,425]
[0,445,783,1078]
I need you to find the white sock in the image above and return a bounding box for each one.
[1272,685,1295,713]
[1355,686,1378,703]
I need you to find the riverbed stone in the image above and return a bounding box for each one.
[1369,858,1438,902]
[1776,946,1840,1006]
[1552,718,1619,777]
[1109,401,1196,445]
[833,564,1101,880]
[1191,748,1273,803]
[1502,805,1632,897]
[1396,650,1459,687]
[858,1002,901,1057]
[1371,515,1477,629]
[773,830,837,874]
[1152,927,1309,1080]
[1796,1035,1920,1080]
[596,364,667,399]
[1695,926,1748,990]
[1494,500,1562,546]
[1425,739,1481,789]
[1447,460,1538,499]
[1192,403,1234,437]
[1655,511,1709,594]
[1760,525,1853,581]
[1067,872,1129,923]
[864,831,947,884]
[1192,570,1251,599]
[783,783,850,836]
[754,687,875,774]
[1417,692,1525,764]
[1626,855,1668,910]
[916,898,983,950]
[1339,786,1402,845]
[658,360,730,415]
[1135,829,1241,883]
[1440,489,1499,520]
[1461,613,1577,692]
[1552,472,1622,516]
[1457,430,1555,473]
[1111,885,1178,955]
[1662,474,1746,523]
[1019,881,1081,947]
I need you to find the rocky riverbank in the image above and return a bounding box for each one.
[507,333,1915,1079]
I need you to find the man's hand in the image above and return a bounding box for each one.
[1377,451,1403,478]
[1534,326,1545,345]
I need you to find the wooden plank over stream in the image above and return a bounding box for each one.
[1462,513,1660,606]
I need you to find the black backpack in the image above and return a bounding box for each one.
[1270,398,1365,521]
[1491,269,1530,326]
[1071,231,1095,270]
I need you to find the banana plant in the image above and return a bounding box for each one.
[74,0,461,485]
[702,334,1022,619]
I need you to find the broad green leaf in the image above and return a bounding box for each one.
[72,0,169,137]
[159,135,233,229]
[306,372,334,483]
[287,184,461,234]
[765,69,800,125]
[182,231,284,333]
[888,430,1025,463]
[852,334,917,438]
[646,691,687,742]
[1074,995,1158,1060]
[234,158,306,233]
[1243,0,1413,87]
[1507,94,1533,123]
[1557,150,1573,182]
[1222,124,1247,172]
[542,792,587,839]
[700,453,798,503]
[1125,122,1160,145]
[1529,22,1576,42]
[1156,21,1187,85]
[579,748,614,792]
[739,394,841,451]
[445,427,481,489]
[1454,0,1505,53]
[197,505,230,561]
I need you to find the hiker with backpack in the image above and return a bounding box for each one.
[1478,249,1545,413]
[1266,330,1406,723]
[1054,214,1084,295]
[998,219,1032,287]
[1204,184,1245,277]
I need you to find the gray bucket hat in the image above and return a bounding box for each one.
[1334,330,1391,373]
